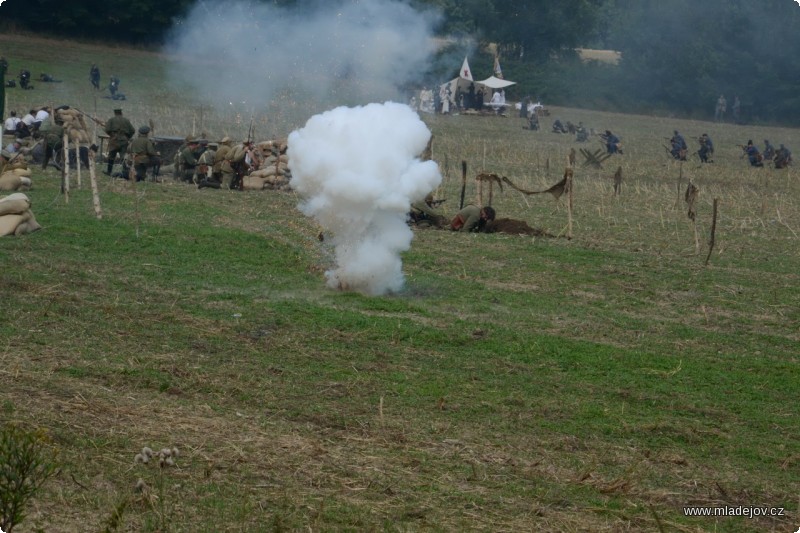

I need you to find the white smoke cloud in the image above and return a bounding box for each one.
[288,102,441,295]
[163,0,441,128]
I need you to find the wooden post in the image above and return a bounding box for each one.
[75,140,82,188]
[566,168,574,240]
[62,132,70,203]
[487,180,493,207]
[88,148,102,219]
[129,156,140,238]
[477,174,484,207]
[674,161,683,209]
[460,160,467,210]
[705,198,719,266]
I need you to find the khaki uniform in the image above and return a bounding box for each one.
[40,123,65,170]
[104,114,135,173]
[178,145,199,183]
[222,144,250,189]
[195,147,216,182]
[450,205,482,232]
[129,133,160,181]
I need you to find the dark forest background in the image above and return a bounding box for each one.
[1,0,799,125]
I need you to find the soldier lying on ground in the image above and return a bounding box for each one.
[409,193,447,228]
[450,205,496,232]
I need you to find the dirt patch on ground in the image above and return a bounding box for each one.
[484,218,556,237]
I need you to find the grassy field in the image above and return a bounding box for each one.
[1,33,799,532]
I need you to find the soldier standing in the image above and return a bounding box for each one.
[129,126,161,182]
[90,64,101,90]
[104,108,135,176]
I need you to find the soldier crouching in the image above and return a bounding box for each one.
[195,142,221,189]
[177,139,200,183]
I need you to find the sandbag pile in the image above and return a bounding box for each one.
[243,139,292,191]
[0,156,32,192]
[0,193,41,236]
[55,107,92,145]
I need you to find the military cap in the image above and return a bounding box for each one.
[138,126,151,134]
[220,136,231,143]
[114,108,123,114]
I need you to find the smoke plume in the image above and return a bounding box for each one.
[163,0,441,130]
[288,102,441,295]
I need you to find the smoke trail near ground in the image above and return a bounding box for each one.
[288,102,441,295]
[163,0,441,130]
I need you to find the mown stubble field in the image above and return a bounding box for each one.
[1,33,798,532]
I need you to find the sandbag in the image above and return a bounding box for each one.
[242,175,265,190]
[14,210,41,235]
[58,108,80,117]
[12,167,31,177]
[0,213,26,236]
[0,193,31,216]
[250,167,278,178]
[0,172,23,191]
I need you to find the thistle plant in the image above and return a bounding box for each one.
[133,445,180,532]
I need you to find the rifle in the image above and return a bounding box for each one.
[72,107,106,128]
[428,198,447,207]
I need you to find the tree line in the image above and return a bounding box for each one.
[2,0,799,125]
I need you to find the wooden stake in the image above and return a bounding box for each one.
[705,198,719,266]
[673,161,683,209]
[460,160,467,210]
[62,132,70,203]
[88,148,102,219]
[129,158,140,238]
[75,141,82,188]
[566,168,574,240]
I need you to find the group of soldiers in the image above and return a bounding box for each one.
[172,136,257,190]
[409,193,496,233]
[102,107,257,188]
[667,131,715,163]
[551,119,590,142]
[741,139,792,168]
[664,130,792,168]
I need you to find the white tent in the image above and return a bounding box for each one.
[477,76,516,90]
[436,57,516,112]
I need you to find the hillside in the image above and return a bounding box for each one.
[1,33,799,532]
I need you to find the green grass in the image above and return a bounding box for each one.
[1,32,799,532]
